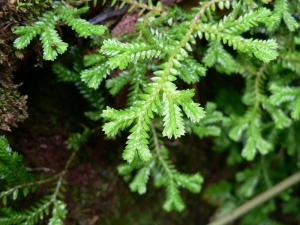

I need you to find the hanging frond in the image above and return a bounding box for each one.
[13,2,106,60]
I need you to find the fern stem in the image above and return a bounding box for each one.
[150,122,173,178]
[0,173,62,199]
[0,147,79,199]
[207,171,300,225]
[261,156,272,188]
[254,63,267,110]
[122,0,166,13]
[165,0,229,80]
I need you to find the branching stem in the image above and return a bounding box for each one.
[0,147,79,200]
[254,63,267,110]
[150,122,173,179]
[122,0,166,13]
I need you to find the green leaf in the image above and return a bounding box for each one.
[2,195,7,206]
[12,189,18,200]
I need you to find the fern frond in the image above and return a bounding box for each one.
[81,63,110,89]
[162,92,185,139]
[268,0,300,32]
[221,7,274,33]
[176,89,205,123]
[106,71,134,96]
[101,39,162,70]
[203,41,244,74]
[262,101,292,129]
[129,162,153,194]
[186,102,223,138]
[124,120,152,163]
[0,208,26,225]
[52,63,81,82]
[176,57,207,83]
[0,136,33,188]
[13,2,106,60]
[48,200,67,225]
[269,84,300,120]
[127,62,148,107]
[175,173,203,193]
[242,118,272,160]
[58,6,105,37]
[236,168,260,198]
[83,52,105,67]
[279,51,300,74]
[163,180,185,212]
[102,107,137,136]
[196,9,278,62]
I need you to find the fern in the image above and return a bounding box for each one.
[0,136,34,201]
[13,2,106,60]
[186,102,223,138]
[118,123,203,212]
[268,0,300,32]
[7,0,300,223]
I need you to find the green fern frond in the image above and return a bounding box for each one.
[196,8,278,62]
[262,101,292,129]
[0,136,33,189]
[163,180,185,212]
[83,52,105,67]
[176,90,205,123]
[203,41,243,74]
[52,63,81,82]
[0,208,26,225]
[101,39,162,70]
[102,107,137,136]
[176,57,207,83]
[162,92,185,139]
[186,102,223,138]
[175,173,203,193]
[268,0,300,32]
[106,71,134,96]
[269,84,300,120]
[127,62,148,107]
[129,162,153,194]
[81,63,110,89]
[13,2,106,60]
[279,51,300,74]
[48,200,67,225]
[221,7,274,33]
[236,167,260,198]
[124,120,152,163]
[242,118,272,160]
[58,6,105,37]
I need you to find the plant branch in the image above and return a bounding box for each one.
[0,147,79,199]
[150,122,173,178]
[207,171,300,225]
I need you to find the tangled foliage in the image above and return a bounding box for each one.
[1,0,300,224]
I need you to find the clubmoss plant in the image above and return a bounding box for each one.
[1,0,300,224]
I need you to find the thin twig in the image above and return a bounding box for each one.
[207,171,300,225]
